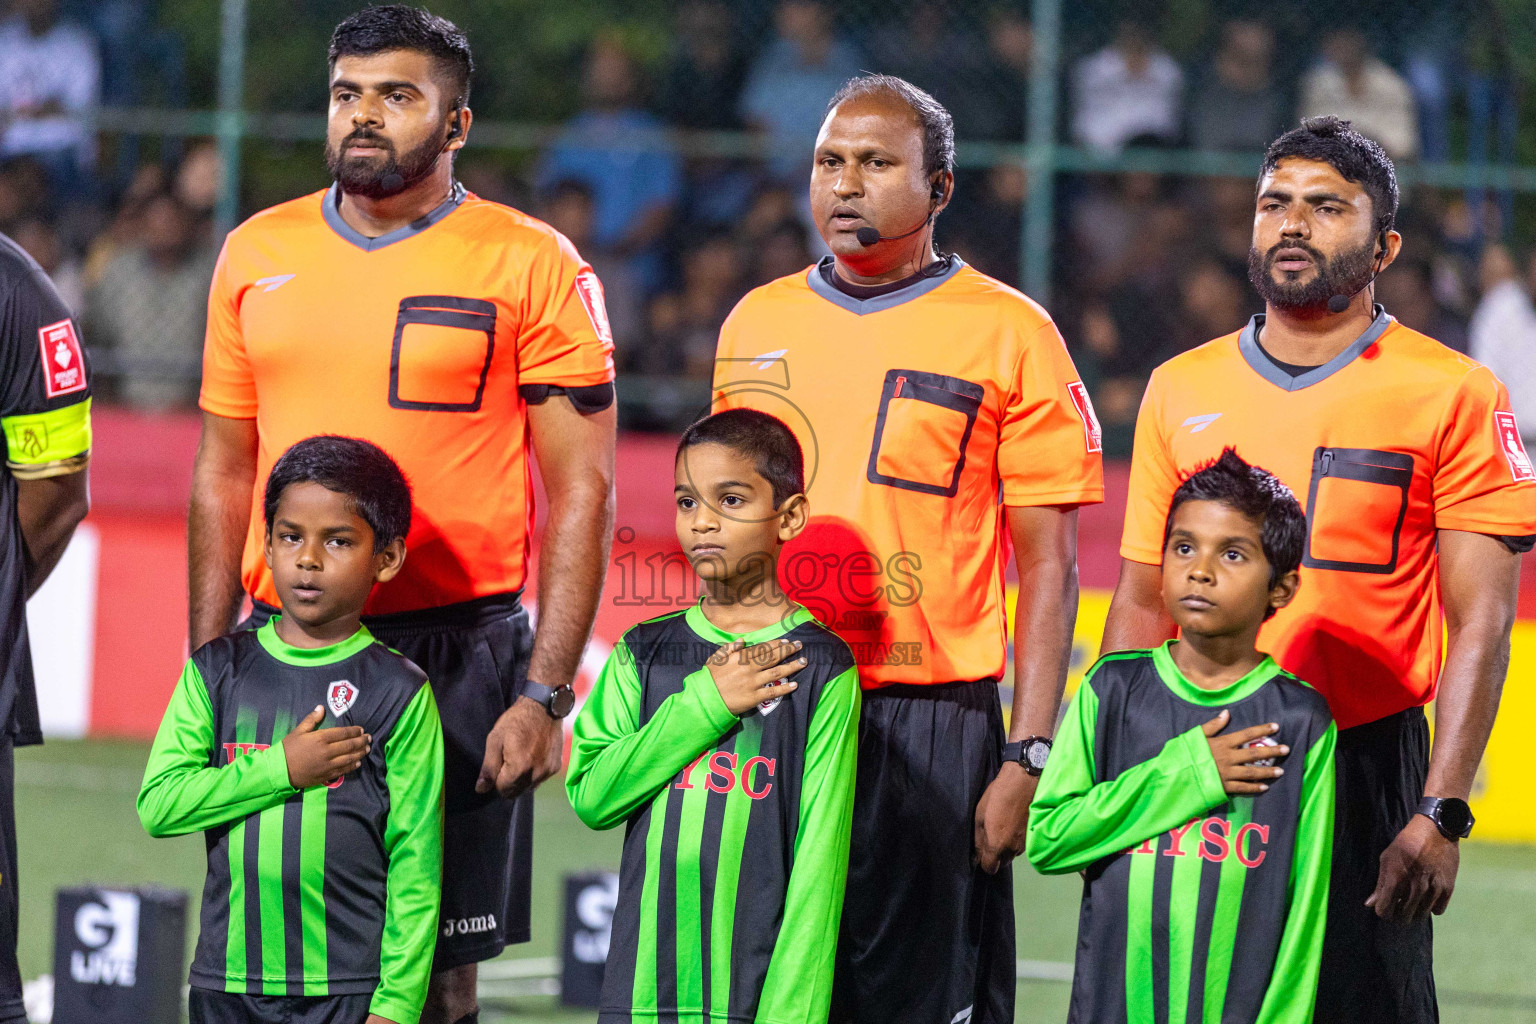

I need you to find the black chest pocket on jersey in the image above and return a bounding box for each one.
[1302,447,1414,574]
[388,295,497,412]
[865,369,985,498]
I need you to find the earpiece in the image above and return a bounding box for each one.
[446,115,462,140]
[1329,227,1393,313]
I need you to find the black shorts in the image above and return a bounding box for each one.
[188,987,373,1024]
[830,679,1015,1024]
[0,738,21,1024]
[1315,705,1437,1024]
[245,593,536,971]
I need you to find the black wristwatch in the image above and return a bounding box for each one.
[522,680,576,720]
[1002,736,1052,777]
[1417,797,1474,841]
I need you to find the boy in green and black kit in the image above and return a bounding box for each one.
[139,436,443,1024]
[1029,448,1336,1024]
[567,409,860,1024]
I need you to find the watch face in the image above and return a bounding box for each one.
[1024,740,1051,772]
[1438,799,1473,837]
[549,685,576,718]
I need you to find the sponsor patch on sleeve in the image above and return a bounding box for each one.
[574,271,614,348]
[1067,380,1103,453]
[38,319,86,398]
[1495,411,1534,482]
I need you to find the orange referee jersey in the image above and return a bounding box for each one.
[713,257,1104,688]
[201,183,615,614]
[1122,308,1536,729]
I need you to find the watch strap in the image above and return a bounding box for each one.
[1417,796,1473,840]
[522,680,575,719]
[1003,737,1052,776]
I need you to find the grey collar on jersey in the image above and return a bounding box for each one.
[322,179,467,252]
[1238,303,1393,392]
[804,253,965,316]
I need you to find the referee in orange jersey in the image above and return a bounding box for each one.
[714,76,1102,1024]
[1103,117,1536,1024]
[188,10,615,1024]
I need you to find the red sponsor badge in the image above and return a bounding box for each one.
[574,270,613,348]
[1067,380,1103,453]
[1495,411,1534,482]
[38,319,85,398]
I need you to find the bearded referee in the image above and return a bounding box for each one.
[188,9,615,1024]
[1103,117,1536,1024]
[714,76,1102,1024]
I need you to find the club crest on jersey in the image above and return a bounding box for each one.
[1494,411,1534,482]
[327,680,358,717]
[758,696,783,716]
[1243,733,1280,768]
[38,319,85,398]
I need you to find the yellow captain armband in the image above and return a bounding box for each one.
[4,397,92,479]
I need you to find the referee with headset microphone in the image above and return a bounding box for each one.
[713,74,1103,1024]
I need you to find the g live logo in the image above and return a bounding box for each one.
[675,749,776,799]
[71,891,140,987]
[1126,816,1270,868]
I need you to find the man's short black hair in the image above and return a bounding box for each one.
[329,5,474,107]
[1260,115,1399,240]
[677,409,805,509]
[1164,448,1305,618]
[827,74,955,185]
[264,435,413,551]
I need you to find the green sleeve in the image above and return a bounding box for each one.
[371,684,446,1024]
[1256,719,1336,1024]
[1027,674,1227,875]
[756,665,861,1024]
[566,640,740,830]
[137,661,296,837]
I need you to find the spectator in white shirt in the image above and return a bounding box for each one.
[1298,29,1418,160]
[1470,244,1536,446]
[1071,19,1183,153]
[0,0,99,188]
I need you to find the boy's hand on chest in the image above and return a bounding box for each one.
[1202,710,1289,796]
[707,639,806,716]
[281,704,373,789]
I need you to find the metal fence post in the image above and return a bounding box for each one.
[1022,0,1063,305]
[214,0,248,240]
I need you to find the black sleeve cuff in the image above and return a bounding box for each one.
[518,382,615,414]
[1499,534,1536,554]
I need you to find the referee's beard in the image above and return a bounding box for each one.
[1247,236,1376,314]
[325,124,447,200]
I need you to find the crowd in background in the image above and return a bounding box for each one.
[6,0,1536,453]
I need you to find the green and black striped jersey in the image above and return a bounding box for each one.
[137,619,444,1024]
[567,601,860,1024]
[1028,642,1336,1024]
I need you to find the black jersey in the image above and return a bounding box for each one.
[0,232,90,746]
